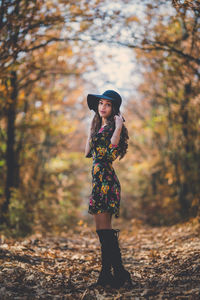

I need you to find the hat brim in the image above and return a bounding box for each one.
[87,94,119,112]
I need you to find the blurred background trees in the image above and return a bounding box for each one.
[123,0,200,224]
[0,0,199,236]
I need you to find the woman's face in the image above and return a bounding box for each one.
[98,98,112,119]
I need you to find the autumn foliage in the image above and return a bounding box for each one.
[0,0,200,237]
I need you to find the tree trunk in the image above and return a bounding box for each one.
[178,82,192,219]
[1,71,18,220]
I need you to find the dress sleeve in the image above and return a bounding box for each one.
[105,127,121,161]
[106,142,120,162]
[85,138,93,158]
[86,148,92,158]
[95,127,120,162]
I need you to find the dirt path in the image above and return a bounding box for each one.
[0,218,200,299]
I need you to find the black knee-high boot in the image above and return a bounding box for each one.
[95,229,115,287]
[109,229,133,289]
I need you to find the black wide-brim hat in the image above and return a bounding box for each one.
[87,90,122,113]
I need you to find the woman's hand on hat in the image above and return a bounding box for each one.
[114,113,124,129]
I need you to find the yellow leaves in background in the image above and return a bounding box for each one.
[125,15,140,25]
[77,219,84,226]
[47,157,66,171]
[133,161,148,171]
[152,115,165,123]
[163,197,172,207]
[69,4,83,15]
[167,20,182,36]
[77,219,87,228]
[192,198,199,207]
[47,152,82,172]
[165,172,173,185]
[80,21,90,31]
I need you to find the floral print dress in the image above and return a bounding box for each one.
[86,124,121,218]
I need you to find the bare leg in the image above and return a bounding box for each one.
[94,212,112,230]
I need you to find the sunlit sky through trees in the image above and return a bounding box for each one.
[79,0,176,122]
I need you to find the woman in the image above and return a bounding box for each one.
[85,90,132,289]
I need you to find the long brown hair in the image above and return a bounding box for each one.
[90,102,129,160]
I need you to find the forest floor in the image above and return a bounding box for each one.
[0,217,200,300]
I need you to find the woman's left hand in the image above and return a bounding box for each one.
[114,113,124,129]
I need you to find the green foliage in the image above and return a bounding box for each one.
[5,188,33,237]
